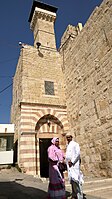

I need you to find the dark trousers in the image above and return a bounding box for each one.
[71,180,80,199]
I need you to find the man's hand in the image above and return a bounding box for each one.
[68,160,73,167]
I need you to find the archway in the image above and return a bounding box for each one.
[35,114,64,177]
[35,114,63,131]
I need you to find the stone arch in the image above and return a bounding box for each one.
[35,114,63,132]
[34,114,66,177]
[34,108,68,132]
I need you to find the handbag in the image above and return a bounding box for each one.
[55,150,67,172]
[58,162,67,172]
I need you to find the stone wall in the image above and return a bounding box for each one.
[11,55,22,141]
[60,0,112,177]
[20,45,66,106]
[11,44,66,133]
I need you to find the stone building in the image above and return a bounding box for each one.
[11,1,69,177]
[11,0,112,177]
[60,0,112,177]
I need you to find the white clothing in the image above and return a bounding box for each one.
[78,170,84,184]
[78,171,84,199]
[66,140,80,182]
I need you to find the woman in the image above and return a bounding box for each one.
[47,137,66,199]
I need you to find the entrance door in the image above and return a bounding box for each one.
[39,138,51,177]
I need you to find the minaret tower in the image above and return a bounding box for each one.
[28,1,57,49]
[11,1,69,177]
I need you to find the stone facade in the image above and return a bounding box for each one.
[60,0,112,177]
[11,1,69,176]
[11,0,112,177]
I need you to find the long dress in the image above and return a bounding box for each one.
[47,144,66,199]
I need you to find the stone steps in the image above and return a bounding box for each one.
[65,178,112,199]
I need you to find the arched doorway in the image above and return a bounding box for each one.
[39,138,51,177]
[35,114,64,177]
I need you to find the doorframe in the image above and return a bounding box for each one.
[39,138,52,178]
[36,133,59,177]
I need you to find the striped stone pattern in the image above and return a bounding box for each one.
[19,103,68,176]
[19,133,36,175]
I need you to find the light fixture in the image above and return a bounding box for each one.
[36,42,41,49]
[47,119,51,127]
[18,41,24,48]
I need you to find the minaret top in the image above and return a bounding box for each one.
[28,0,58,22]
[28,0,58,49]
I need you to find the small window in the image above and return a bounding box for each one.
[45,81,54,95]
[0,136,14,151]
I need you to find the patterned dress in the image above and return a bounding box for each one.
[47,143,66,199]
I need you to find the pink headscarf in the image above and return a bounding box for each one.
[51,137,59,144]
[48,137,64,162]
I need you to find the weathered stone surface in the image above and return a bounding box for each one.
[60,0,112,177]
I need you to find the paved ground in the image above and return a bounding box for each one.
[0,167,112,199]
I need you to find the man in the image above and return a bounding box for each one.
[66,133,80,199]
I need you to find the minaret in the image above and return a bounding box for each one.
[28,1,58,49]
[11,0,69,177]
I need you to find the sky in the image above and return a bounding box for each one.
[0,0,103,124]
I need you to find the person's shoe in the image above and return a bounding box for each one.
[83,193,87,199]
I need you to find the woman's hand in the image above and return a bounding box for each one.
[48,158,58,163]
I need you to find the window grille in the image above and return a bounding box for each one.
[45,81,55,95]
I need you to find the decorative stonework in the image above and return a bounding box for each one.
[60,23,82,49]
[30,8,56,31]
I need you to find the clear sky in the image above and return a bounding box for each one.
[0,0,103,124]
